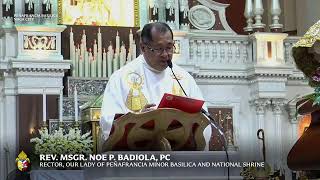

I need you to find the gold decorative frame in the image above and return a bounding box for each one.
[134,0,140,27]
[58,0,62,25]
[58,0,140,27]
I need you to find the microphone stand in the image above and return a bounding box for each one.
[167,60,230,180]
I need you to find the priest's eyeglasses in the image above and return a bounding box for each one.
[144,44,175,55]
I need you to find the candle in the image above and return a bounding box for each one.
[82,30,87,48]
[89,48,96,77]
[107,53,113,77]
[120,42,126,67]
[43,89,46,123]
[75,47,80,77]
[107,42,114,77]
[80,40,84,67]
[103,48,107,77]
[59,88,63,122]
[74,86,78,122]
[116,31,120,54]
[80,30,86,63]
[78,48,84,77]
[84,50,89,77]
[132,42,136,59]
[70,28,76,76]
[127,50,131,63]
[74,48,78,77]
[93,40,98,61]
[113,54,119,72]
[129,29,133,54]
[93,40,100,77]
[97,28,102,77]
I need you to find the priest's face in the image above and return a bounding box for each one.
[141,29,174,71]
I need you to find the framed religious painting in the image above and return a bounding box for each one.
[57,0,140,27]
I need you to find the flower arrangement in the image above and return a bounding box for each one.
[292,47,320,87]
[30,127,93,155]
[292,20,320,110]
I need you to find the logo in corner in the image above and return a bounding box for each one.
[16,151,30,172]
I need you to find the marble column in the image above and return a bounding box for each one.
[252,98,270,161]
[0,83,5,180]
[14,0,24,25]
[50,0,58,24]
[289,108,299,146]
[139,0,149,27]
[2,27,18,58]
[42,0,53,24]
[271,99,286,173]
[33,0,41,24]
[253,99,269,130]
[15,0,24,14]
[285,103,298,180]
[2,73,17,177]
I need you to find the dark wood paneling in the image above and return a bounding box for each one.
[18,95,58,155]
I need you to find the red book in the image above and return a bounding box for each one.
[158,93,204,113]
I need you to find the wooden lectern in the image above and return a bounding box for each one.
[101,108,209,152]
[287,98,320,171]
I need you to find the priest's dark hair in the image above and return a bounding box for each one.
[140,22,173,44]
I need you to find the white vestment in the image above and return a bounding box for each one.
[100,55,212,149]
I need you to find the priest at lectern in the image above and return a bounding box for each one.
[100,22,212,150]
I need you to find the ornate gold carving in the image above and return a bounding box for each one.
[134,0,140,27]
[294,20,320,48]
[58,0,62,24]
[172,83,184,96]
[125,72,147,112]
[23,35,56,50]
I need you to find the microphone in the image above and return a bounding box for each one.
[167,59,230,179]
[167,59,173,68]
[166,60,225,137]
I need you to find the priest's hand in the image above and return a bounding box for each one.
[140,104,156,113]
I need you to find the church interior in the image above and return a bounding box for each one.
[1,0,320,179]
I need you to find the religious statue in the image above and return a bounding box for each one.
[43,0,52,11]
[148,0,159,22]
[165,0,175,16]
[25,0,34,11]
[3,0,13,11]
[179,0,189,19]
